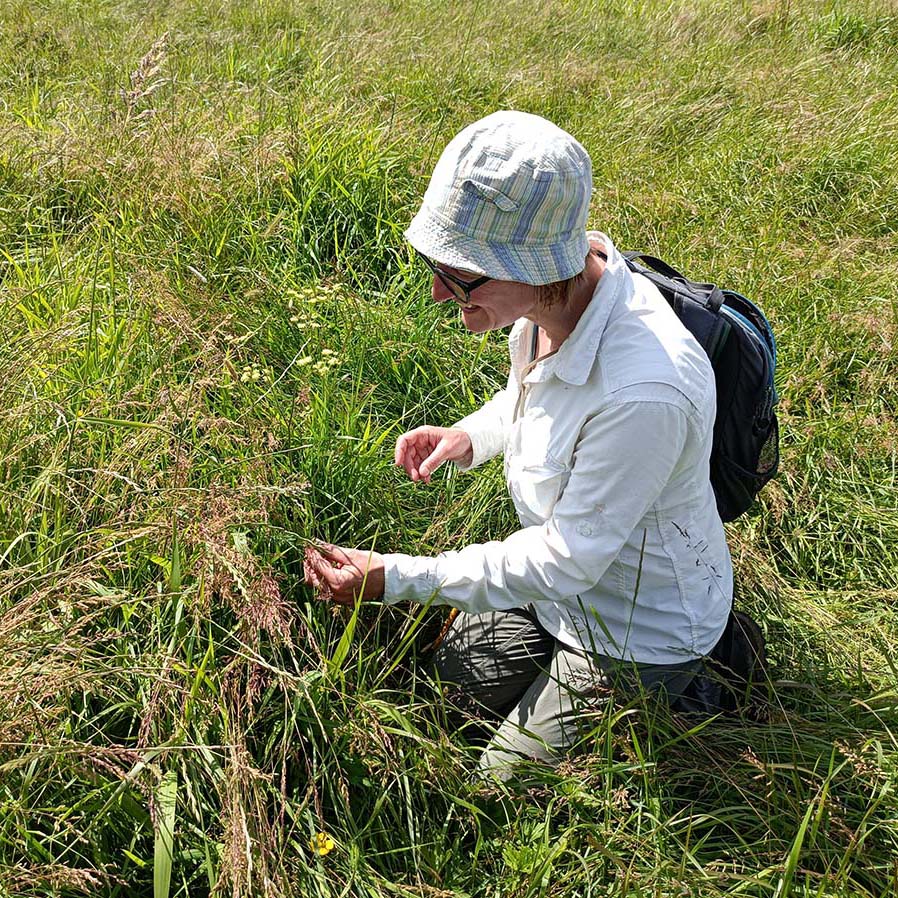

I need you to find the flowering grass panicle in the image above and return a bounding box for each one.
[120,32,169,123]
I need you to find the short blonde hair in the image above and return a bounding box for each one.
[535,250,594,308]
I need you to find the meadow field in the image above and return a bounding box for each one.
[1,0,898,895]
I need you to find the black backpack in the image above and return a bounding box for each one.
[623,252,779,522]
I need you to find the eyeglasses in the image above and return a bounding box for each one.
[415,249,492,306]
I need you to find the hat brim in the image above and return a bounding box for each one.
[405,208,589,287]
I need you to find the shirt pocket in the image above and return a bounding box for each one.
[506,452,571,522]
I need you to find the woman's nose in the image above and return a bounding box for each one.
[432,275,455,304]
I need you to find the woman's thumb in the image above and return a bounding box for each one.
[418,438,449,481]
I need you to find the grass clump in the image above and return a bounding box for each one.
[1,0,898,896]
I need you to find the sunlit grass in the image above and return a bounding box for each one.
[1,0,897,895]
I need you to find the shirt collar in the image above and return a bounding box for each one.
[514,232,628,386]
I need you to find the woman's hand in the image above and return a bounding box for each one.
[394,426,473,483]
[303,543,385,606]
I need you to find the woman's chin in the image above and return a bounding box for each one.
[461,308,488,332]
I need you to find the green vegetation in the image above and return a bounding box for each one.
[1,0,897,895]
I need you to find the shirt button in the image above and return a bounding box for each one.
[576,521,594,537]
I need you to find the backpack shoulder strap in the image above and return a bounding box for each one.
[623,251,685,281]
[624,252,726,313]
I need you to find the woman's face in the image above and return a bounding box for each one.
[430,266,538,333]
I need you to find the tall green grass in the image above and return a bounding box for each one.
[1,0,897,895]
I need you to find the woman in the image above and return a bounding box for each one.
[304,111,733,779]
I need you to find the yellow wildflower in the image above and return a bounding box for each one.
[240,364,265,383]
[309,831,335,857]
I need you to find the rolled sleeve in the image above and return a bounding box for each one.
[383,399,692,612]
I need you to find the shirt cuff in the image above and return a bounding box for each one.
[449,419,501,470]
[382,553,444,605]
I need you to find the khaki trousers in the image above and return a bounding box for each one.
[432,608,702,781]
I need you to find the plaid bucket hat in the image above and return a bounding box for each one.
[405,110,592,286]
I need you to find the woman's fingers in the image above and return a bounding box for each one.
[304,546,354,604]
[303,543,385,605]
[395,427,472,483]
[395,428,439,481]
[397,429,472,481]
[394,434,407,468]
[313,541,348,566]
[401,441,422,481]
[418,437,450,483]
[324,566,361,606]
[419,429,472,481]
[303,547,332,599]
[411,442,435,481]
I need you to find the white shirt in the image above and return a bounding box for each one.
[383,233,732,664]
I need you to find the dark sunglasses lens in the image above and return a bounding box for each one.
[437,271,467,304]
[417,251,469,303]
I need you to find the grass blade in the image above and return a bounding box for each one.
[154,769,178,898]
